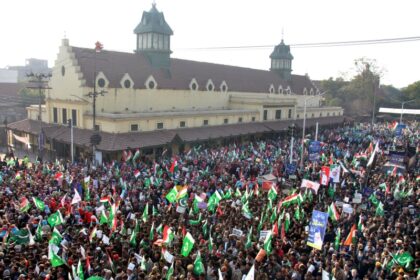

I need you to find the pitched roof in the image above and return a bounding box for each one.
[72,46,315,94]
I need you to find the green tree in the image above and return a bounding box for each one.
[401,81,420,107]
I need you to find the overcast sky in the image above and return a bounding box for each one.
[1,0,419,88]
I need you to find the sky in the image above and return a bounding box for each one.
[1,0,419,88]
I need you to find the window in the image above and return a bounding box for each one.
[94,124,100,131]
[333,112,336,116]
[124,80,131,88]
[275,110,281,120]
[288,109,292,119]
[297,114,300,118]
[53,107,58,123]
[252,117,256,122]
[238,117,243,123]
[203,120,208,126]
[180,121,186,128]
[224,118,228,124]
[97,78,106,88]
[327,112,330,117]
[157,122,164,129]
[72,109,77,126]
[263,110,268,121]
[61,66,65,76]
[62,108,67,124]
[312,113,314,118]
[320,112,323,117]
[131,124,138,131]
[191,83,197,90]
[148,81,155,89]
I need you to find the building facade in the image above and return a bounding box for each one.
[8,4,344,161]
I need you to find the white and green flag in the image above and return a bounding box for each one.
[181,232,195,257]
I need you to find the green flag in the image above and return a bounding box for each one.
[263,231,273,255]
[202,220,208,238]
[99,210,108,225]
[166,187,178,203]
[152,205,158,216]
[245,226,253,249]
[9,229,30,245]
[207,191,222,212]
[294,206,301,221]
[235,188,241,198]
[223,189,232,200]
[48,211,64,227]
[334,228,341,251]
[149,222,155,241]
[77,259,85,280]
[208,232,213,251]
[166,262,174,280]
[193,251,205,275]
[49,227,63,245]
[268,186,278,201]
[242,201,252,219]
[35,222,43,241]
[369,194,379,206]
[130,220,139,246]
[375,201,384,216]
[142,203,149,223]
[394,252,414,269]
[181,232,195,257]
[50,251,65,267]
[285,213,291,233]
[32,197,45,211]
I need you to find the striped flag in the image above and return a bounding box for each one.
[327,202,340,222]
[343,224,357,246]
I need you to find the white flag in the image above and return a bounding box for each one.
[80,246,86,259]
[244,265,255,280]
[71,189,82,205]
[218,269,224,280]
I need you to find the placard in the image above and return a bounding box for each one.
[232,228,243,237]
[342,203,353,214]
[307,210,329,250]
[259,230,270,241]
[176,206,186,214]
[335,201,344,207]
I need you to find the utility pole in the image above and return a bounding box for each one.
[300,92,327,169]
[399,99,416,123]
[68,119,74,163]
[288,124,295,164]
[27,72,51,160]
[87,41,105,166]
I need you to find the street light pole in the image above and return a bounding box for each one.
[68,119,74,163]
[300,92,326,169]
[399,99,416,123]
[27,72,51,160]
[87,41,105,166]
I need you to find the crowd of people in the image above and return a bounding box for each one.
[0,121,418,280]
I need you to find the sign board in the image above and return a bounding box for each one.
[335,201,344,207]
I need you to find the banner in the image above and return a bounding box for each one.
[329,165,341,183]
[395,124,406,136]
[308,141,321,162]
[285,163,297,175]
[13,133,31,149]
[300,179,320,194]
[307,210,328,250]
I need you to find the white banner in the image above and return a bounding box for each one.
[330,165,341,183]
[301,179,320,194]
[13,133,31,148]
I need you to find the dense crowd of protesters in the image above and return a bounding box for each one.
[0,121,418,280]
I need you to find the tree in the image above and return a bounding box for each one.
[401,81,420,107]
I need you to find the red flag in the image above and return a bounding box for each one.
[262,181,274,191]
[217,206,224,216]
[272,222,278,236]
[182,226,186,237]
[255,249,267,262]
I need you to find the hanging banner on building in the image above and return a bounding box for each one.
[308,141,321,161]
[307,210,329,250]
[13,133,31,149]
